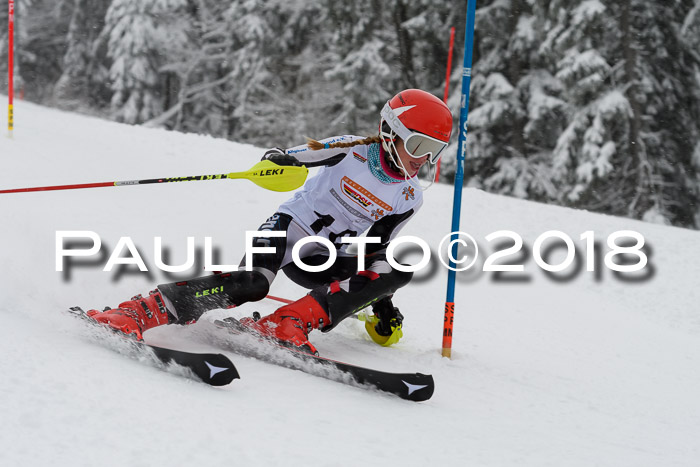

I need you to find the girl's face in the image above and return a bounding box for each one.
[395,139,429,177]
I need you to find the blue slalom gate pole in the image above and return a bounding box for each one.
[442,0,477,358]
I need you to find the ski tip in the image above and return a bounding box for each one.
[399,373,435,402]
[201,353,240,386]
[67,306,86,316]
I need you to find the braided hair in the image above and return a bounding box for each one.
[305,135,382,150]
[305,135,404,176]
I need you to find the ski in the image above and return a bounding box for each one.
[211,317,434,402]
[67,307,239,387]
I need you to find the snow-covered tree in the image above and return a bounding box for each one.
[154,0,332,145]
[105,0,190,124]
[2,0,71,101]
[223,0,326,143]
[10,0,700,228]
[54,0,111,107]
[548,0,700,226]
[322,0,397,133]
[683,0,700,225]
[451,0,565,199]
[447,0,700,228]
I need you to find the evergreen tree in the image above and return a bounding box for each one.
[449,0,700,228]
[158,0,330,145]
[683,0,700,225]
[223,0,326,144]
[9,0,700,228]
[323,0,397,133]
[54,0,111,108]
[105,0,190,124]
[455,0,566,198]
[142,0,233,136]
[549,0,700,226]
[322,0,459,138]
[5,0,72,101]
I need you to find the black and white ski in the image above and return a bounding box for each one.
[67,307,239,387]
[211,317,434,402]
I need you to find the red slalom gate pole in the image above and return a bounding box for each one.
[443,27,456,105]
[8,0,14,137]
[435,26,455,182]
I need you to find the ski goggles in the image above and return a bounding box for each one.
[380,103,449,164]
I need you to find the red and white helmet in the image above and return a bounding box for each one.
[380,89,453,168]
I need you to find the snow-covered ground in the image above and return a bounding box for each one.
[1,99,700,467]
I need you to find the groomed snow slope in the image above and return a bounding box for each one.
[1,100,699,467]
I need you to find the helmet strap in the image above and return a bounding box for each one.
[381,128,436,191]
[382,141,403,176]
[401,158,436,192]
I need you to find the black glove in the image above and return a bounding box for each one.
[261,148,302,167]
[371,296,404,337]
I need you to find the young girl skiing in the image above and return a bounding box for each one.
[86,89,453,355]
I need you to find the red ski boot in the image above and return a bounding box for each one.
[86,290,172,341]
[241,294,329,355]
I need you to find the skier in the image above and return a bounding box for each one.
[86,89,453,355]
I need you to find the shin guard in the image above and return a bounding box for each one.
[311,268,412,332]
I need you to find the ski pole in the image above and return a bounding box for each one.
[266,295,294,305]
[0,160,308,194]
